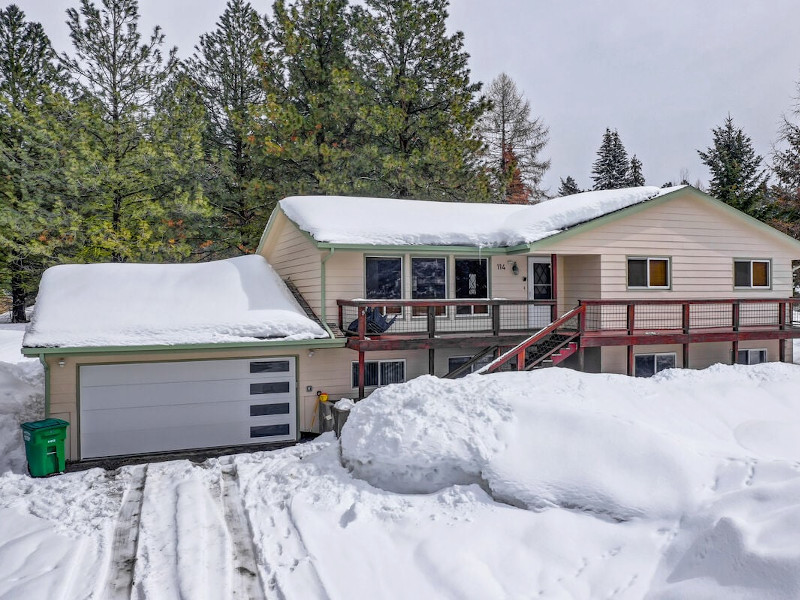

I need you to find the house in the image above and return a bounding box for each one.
[23,185,800,461]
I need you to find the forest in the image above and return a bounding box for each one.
[1,0,800,322]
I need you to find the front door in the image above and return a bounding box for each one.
[527,256,553,328]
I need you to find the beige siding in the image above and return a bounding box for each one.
[560,255,600,313]
[323,250,364,322]
[540,192,798,300]
[260,213,323,316]
[491,256,527,300]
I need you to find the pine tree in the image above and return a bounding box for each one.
[591,128,630,190]
[557,176,581,197]
[62,0,207,263]
[0,5,68,321]
[478,72,549,202]
[350,0,488,201]
[627,155,645,186]
[698,115,768,216]
[185,0,271,257]
[771,87,800,240]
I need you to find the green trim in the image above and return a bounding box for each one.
[23,337,345,357]
[39,353,50,417]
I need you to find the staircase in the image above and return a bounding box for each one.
[479,305,585,374]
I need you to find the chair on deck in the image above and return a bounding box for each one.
[346,306,398,335]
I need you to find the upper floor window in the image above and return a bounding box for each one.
[412,257,447,316]
[366,256,402,315]
[627,257,670,289]
[734,259,770,288]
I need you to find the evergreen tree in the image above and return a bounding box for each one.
[698,115,768,216]
[591,128,629,190]
[771,86,800,240]
[557,176,581,197]
[62,0,207,263]
[350,0,488,201]
[0,5,68,321]
[478,72,549,202]
[627,154,645,186]
[185,0,271,256]
[249,0,359,199]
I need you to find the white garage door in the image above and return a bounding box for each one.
[79,357,297,459]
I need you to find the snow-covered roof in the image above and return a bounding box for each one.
[280,186,685,247]
[23,255,328,348]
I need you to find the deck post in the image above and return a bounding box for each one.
[682,343,689,369]
[358,350,366,400]
[578,345,585,372]
[780,339,786,362]
[682,302,690,334]
[779,302,786,330]
[732,301,740,332]
[491,303,501,336]
[627,345,634,376]
[626,303,635,336]
[550,253,558,321]
[429,349,435,375]
[731,340,739,365]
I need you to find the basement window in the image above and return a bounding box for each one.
[734,259,770,288]
[627,257,670,289]
[351,359,405,388]
[634,353,676,377]
[737,349,767,365]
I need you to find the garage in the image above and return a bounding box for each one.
[79,357,297,458]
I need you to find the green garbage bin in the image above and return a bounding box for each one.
[21,419,69,477]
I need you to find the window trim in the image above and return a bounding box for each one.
[633,352,677,377]
[626,256,671,290]
[737,348,768,365]
[733,258,771,290]
[351,359,406,389]
[454,257,490,318]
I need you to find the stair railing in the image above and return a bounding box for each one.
[478,304,586,374]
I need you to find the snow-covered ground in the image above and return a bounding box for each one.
[2,320,800,599]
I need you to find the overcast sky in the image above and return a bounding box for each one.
[16,0,800,193]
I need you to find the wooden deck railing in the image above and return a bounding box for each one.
[580,298,800,335]
[338,299,557,339]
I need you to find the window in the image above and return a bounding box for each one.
[250,382,290,395]
[250,403,290,416]
[628,257,670,288]
[737,349,767,365]
[250,424,290,438]
[412,257,447,316]
[250,360,290,374]
[634,353,676,377]
[734,259,770,288]
[448,354,495,377]
[455,258,489,315]
[366,256,402,315]
[351,359,405,388]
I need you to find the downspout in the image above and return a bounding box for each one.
[320,248,335,335]
[38,353,50,417]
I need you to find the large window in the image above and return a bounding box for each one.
[351,359,405,388]
[412,257,447,316]
[634,353,676,377]
[737,349,767,365]
[734,259,770,288]
[455,258,489,315]
[366,256,402,315]
[628,257,670,289]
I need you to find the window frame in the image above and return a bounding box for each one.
[351,359,406,389]
[364,255,404,317]
[733,258,771,290]
[454,257,490,317]
[633,352,677,377]
[411,256,448,317]
[737,348,768,365]
[626,256,671,290]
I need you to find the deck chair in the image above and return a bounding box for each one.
[346,306,399,335]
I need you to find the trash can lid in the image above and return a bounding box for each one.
[21,418,69,431]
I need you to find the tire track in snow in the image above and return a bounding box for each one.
[220,463,267,600]
[103,464,147,600]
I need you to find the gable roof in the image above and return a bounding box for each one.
[277,186,684,248]
[23,255,329,349]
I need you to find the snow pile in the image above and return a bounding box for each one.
[0,360,44,475]
[280,186,682,246]
[341,365,799,521]
[23,254,328,348]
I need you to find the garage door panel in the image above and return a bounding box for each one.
[80,400,293,433]
[79,357,297,459]
[81,379,293,411]
[80,358,295,387]
[82,418,294,458]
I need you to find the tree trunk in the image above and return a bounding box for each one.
[10,256,27,323]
